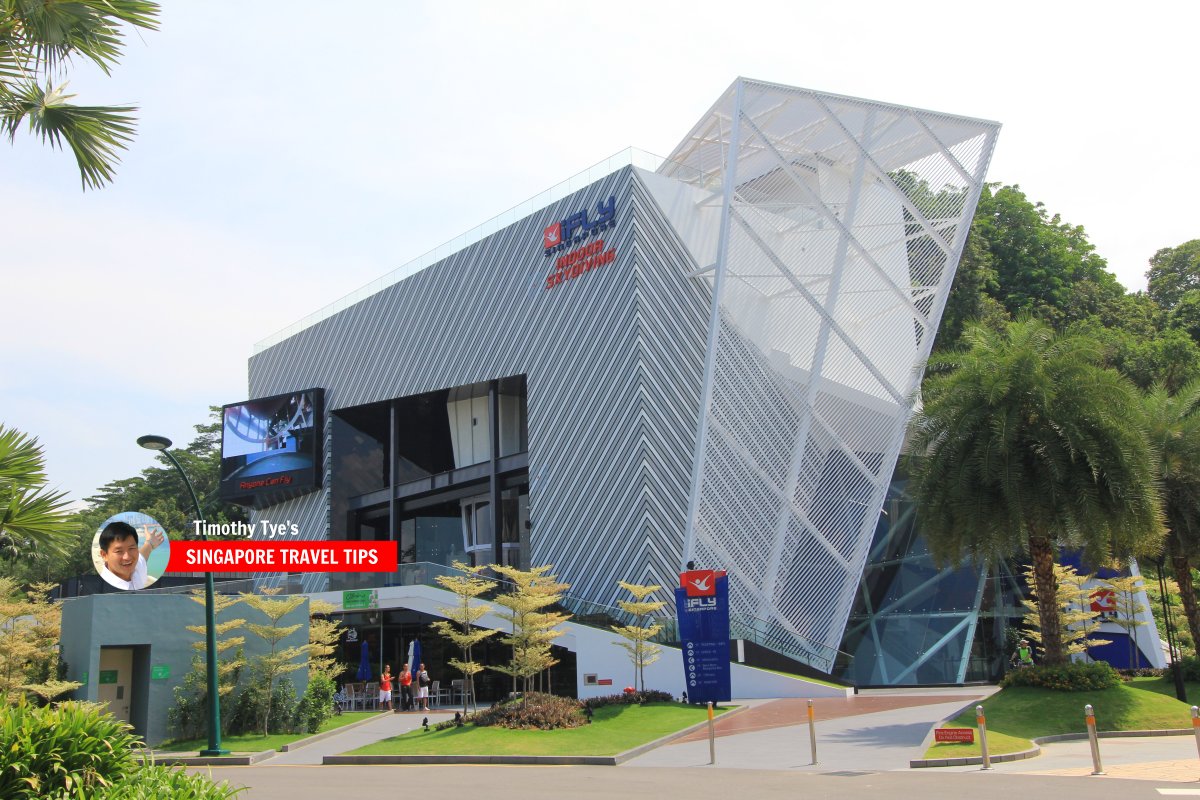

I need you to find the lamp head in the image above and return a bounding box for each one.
[137,435,173,451]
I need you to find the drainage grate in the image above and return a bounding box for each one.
[820,771,875,777]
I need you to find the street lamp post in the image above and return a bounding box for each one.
[137,435,228,756]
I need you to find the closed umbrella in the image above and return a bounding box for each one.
[357,639,371,681]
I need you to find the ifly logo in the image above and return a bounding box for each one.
[685,596,718,612]
[543,195,616,256]
[681,569,717,597]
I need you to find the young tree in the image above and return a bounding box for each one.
[1104,574,1149,668]
[171,591,245,738]
[1020,563,1109,660]
[611,581,666,692]
[430,561,498,713]
[306,599,343,683]
[909,318,1165,665]
[240,590,309,735]
[490,564,571,703]
[0,0,160,189]
[0,578,77,704]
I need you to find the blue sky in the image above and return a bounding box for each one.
[3,1,1197,507]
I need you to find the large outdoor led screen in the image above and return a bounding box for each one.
[219,388,324,507]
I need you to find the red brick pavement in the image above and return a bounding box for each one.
[676,695,978,743]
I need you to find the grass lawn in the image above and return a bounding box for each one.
[159,711,379,753]
[924,678,1200,759]
[350,702,730,757]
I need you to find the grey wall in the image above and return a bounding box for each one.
[61,593,310,745]
[247,166,712,604]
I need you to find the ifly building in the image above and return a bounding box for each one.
[224,78,1019,693]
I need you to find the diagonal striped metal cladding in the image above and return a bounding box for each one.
[241,78,999,671]
[666,78,999,671]
[245,166,711,606]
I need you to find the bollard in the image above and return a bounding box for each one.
[1191,706,1200,761]
[707,701,716,765]
[1085,703,1105,775]
[808,699,818,765]
[976,704,991,770]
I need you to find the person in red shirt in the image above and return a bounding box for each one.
[399,663,413,711]
[379,665,393,711]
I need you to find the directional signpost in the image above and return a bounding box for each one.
[675,569,731,705]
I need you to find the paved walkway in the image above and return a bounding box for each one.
[627,693,983,771]
[260,709,456,765]
[187,687,1200,798]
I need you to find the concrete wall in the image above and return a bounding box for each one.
[61,593,310,746]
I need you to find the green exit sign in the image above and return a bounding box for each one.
[98,670,118,684]
[151,664,170,680]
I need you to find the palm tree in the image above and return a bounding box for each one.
[1142,381,1200,649]
[1,1,159,189]
[0,425,73,558]
[908,318,1164,665]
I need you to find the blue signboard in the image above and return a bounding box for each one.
[675,570,731,704]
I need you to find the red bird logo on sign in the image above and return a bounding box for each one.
[681,569,717,597]
[1090,588,1117,613]
[543,222,562,249]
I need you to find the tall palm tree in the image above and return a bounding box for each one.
[908,318,1165,665]
[0,424,73,558]
[1143,381,1200,649]
[1,1,159,189]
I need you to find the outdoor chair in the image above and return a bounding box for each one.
[363,681,378,710]
[429,680,451,708]
[449,678,473,706]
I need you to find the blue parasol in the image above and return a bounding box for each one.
[408,638,422,673]
[357,639,371,681]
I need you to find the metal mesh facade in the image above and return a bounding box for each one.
[244,78,999,676]
[662,79,999,671]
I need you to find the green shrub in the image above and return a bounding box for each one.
[585,690,673,708]
[48,765,244,800]
[0,700,141,800]
[1001,661,1121,691]
[230,676,298,735]
[469,692,586,730]
[294,673,336,734]
[1179,655,1200,682]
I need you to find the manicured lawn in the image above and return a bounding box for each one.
[160,711,379,753]
[350,702,729,756]
[924,677,1199,759]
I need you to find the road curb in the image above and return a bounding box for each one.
[322,704,749,766]
[911,728,1194,768]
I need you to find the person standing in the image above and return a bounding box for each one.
[399,663,413,711]
[379,665,393,711]
[416,663,431,711]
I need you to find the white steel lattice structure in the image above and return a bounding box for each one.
[666,79,1000,672]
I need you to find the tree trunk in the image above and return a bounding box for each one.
[1171,542,1200,653]
[1029,535,1065,665]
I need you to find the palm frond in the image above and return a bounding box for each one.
[2,79,135,189]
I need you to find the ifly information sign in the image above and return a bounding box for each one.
[675,569,731,704]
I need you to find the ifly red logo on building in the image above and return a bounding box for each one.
[543,195,616,257]
[543,222,562,249]
[681,569,719,597]
[543,195,619,291]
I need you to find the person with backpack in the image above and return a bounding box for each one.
[416,663,431,711]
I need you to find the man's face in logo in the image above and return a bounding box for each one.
[101,533,139,581]
[543,222,562,249]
